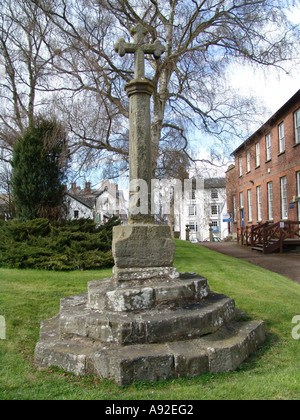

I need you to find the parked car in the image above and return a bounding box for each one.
[202,237,221,242]
[213,237,221,242]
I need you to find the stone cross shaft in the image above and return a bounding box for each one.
[114,24,165,223]
[114,23,165,79]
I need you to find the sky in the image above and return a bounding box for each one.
[228,2,300,128]
[228,64,299,125]
[190,60,300,179]
[191,2,300,178]
[0,3,299,185]
[193,13,300,178]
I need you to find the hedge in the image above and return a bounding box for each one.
[0,217,120,271]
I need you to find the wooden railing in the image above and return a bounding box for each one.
[238,221,300,253]
[250,222,269,248]
[237,225,252,246]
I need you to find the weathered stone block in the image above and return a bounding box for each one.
[34,340,89,376]
[93,344,175,385]
[59,291,235,345]
[112,266,179,282]
[145,294,235,344]
[112,224,175,270]
[167,341,209,378]
[106,287,155,312]
[87,279,114,310]
[199,320,266,373]
[87,274,210,313]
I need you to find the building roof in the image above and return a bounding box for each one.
[65,192,95,209]
[65,181,124,210]
[232,88,300,156]
[204,177,226,189]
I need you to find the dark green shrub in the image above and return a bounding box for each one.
[11,117,68,220]
[0,217,120,271]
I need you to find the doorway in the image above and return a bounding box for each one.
[240,209,245,229]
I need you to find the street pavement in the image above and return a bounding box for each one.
[201,242,300,284]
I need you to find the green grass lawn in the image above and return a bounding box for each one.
[0,239,299,400]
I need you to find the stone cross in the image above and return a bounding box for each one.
[114,24,165,223]
[114,23,165,79]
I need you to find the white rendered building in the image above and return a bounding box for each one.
[175,178,229,242]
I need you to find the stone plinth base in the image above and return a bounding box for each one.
[112,224,177,282]
[34,273,265,385]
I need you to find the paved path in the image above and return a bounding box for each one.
[201,242,300,284]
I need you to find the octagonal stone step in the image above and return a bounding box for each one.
[59,291,236,345]
[87,273,210,312]
[35,314,265,385]
[93,319,265,385]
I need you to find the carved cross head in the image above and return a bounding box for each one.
[114,23,165,79]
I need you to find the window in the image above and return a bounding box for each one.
[239,156,243,176]
[239,192,244,209]
[297,172,300,221]
[211,220,220,233]
[233,196,237,223]
[247,190,252,222]
[255,142,260,167]
[189,190,196,200]
[246,150,251,172]
[266,133,271,161]
[211,204,220,216]
[188,205,197,216]
[211,189,218,200]
[279,122,285,154]
[267,182,273,221]
[256,186,262,222]
[280,176,288,219]
[295,109,300,145]
[74,210,79,219]
[188,222,198,232]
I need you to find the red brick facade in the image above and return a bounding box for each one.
[226,89,300,235]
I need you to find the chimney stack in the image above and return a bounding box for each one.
[85,182,91,195]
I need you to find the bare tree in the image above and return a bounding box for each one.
[0,0,62,158]
[0,161,15,218]
[5,0,300,178]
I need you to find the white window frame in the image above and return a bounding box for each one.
[211,220,220,233]
[255,142,260,167]
[188,205,197,216]
[239,156,243,177]
[211,204,220,216]
[267,182,273,221]
[295,108,300,145]
[279,122,285,154]
[256,186,262,222]
[233,196,237,223]
[211,189,218,200]
[188,222,198,232]
[239,191,244,209]
[247,190,252,222]
[246,150,251,172]
[266,133,271,161]
[280,176,288,220]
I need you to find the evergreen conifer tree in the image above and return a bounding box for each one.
[12,118,68,220]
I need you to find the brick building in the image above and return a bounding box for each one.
[226,89,300,237]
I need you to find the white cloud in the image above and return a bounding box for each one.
[227,63,299,118]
